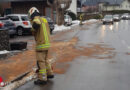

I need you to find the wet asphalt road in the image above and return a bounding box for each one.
[16,20,130,90]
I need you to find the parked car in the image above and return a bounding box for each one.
[113,14,120,21]
[0,17,16,37]
[64,15,72,26]
[43,16,55,34]
[121,13,130,20]
[6,14,32,36]
[102,15,114,24]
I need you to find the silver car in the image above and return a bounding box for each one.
[113,15,120,21]
[103,15,114,24]
[0,17,16,37]
[121,13,130,20]
[6,14,32,36]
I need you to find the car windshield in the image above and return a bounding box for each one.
[64,15,69,19]
[21,16,29,21]
[114,15,119,17]
[104,15,112,19]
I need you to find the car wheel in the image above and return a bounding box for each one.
[103,22,105,24]
[17,27,23,36]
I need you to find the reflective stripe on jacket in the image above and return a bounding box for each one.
[31,16,51,51]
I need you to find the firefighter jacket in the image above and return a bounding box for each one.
[80,14,84,21]
[31,16,51,51]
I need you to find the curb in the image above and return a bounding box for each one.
[1,71,30,89]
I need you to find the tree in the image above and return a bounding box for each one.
[47,0,72,25]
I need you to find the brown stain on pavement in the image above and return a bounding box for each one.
[49,37,116,74]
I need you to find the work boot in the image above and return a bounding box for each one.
[47,75,54,79]
[34,79,47,85]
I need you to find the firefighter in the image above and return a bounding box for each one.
[28,7,54,85]
[79,13,84,25]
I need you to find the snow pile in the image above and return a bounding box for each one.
[54,25,71,32]
[87,19,98,23]
[72,19,97,25]
[82,19,98,24]
[72,20,80,26]
[0,50,10,55]
[53,19,98,32]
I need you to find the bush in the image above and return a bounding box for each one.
[103,10,130,14]
[93,14,103,19]
[83,14,103,20]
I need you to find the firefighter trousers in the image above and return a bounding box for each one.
[36,50,53,81]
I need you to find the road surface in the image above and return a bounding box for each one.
[16,20,130,90]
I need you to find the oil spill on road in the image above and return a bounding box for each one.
[49,37,116,74]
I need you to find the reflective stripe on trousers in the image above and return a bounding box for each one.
[39,69,46,74]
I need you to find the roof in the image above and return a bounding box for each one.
[84,0,124,6]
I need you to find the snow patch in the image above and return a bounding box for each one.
[53,19,98,32]
[3,74,36,90]
[54,25,71,32]
[87,19,98,22]
[0,50,9,55]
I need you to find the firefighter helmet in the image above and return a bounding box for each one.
[28,7,39,19]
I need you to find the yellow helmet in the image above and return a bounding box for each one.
[28,7,39,19]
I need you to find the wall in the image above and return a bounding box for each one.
[1,2,11,9]
[11,1,46,15]
[68,0,77,15]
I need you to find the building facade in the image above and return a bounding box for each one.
[100,0,130,11]
[1,0,54,19]
[0,2,11,15]
[68,0,77,15]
